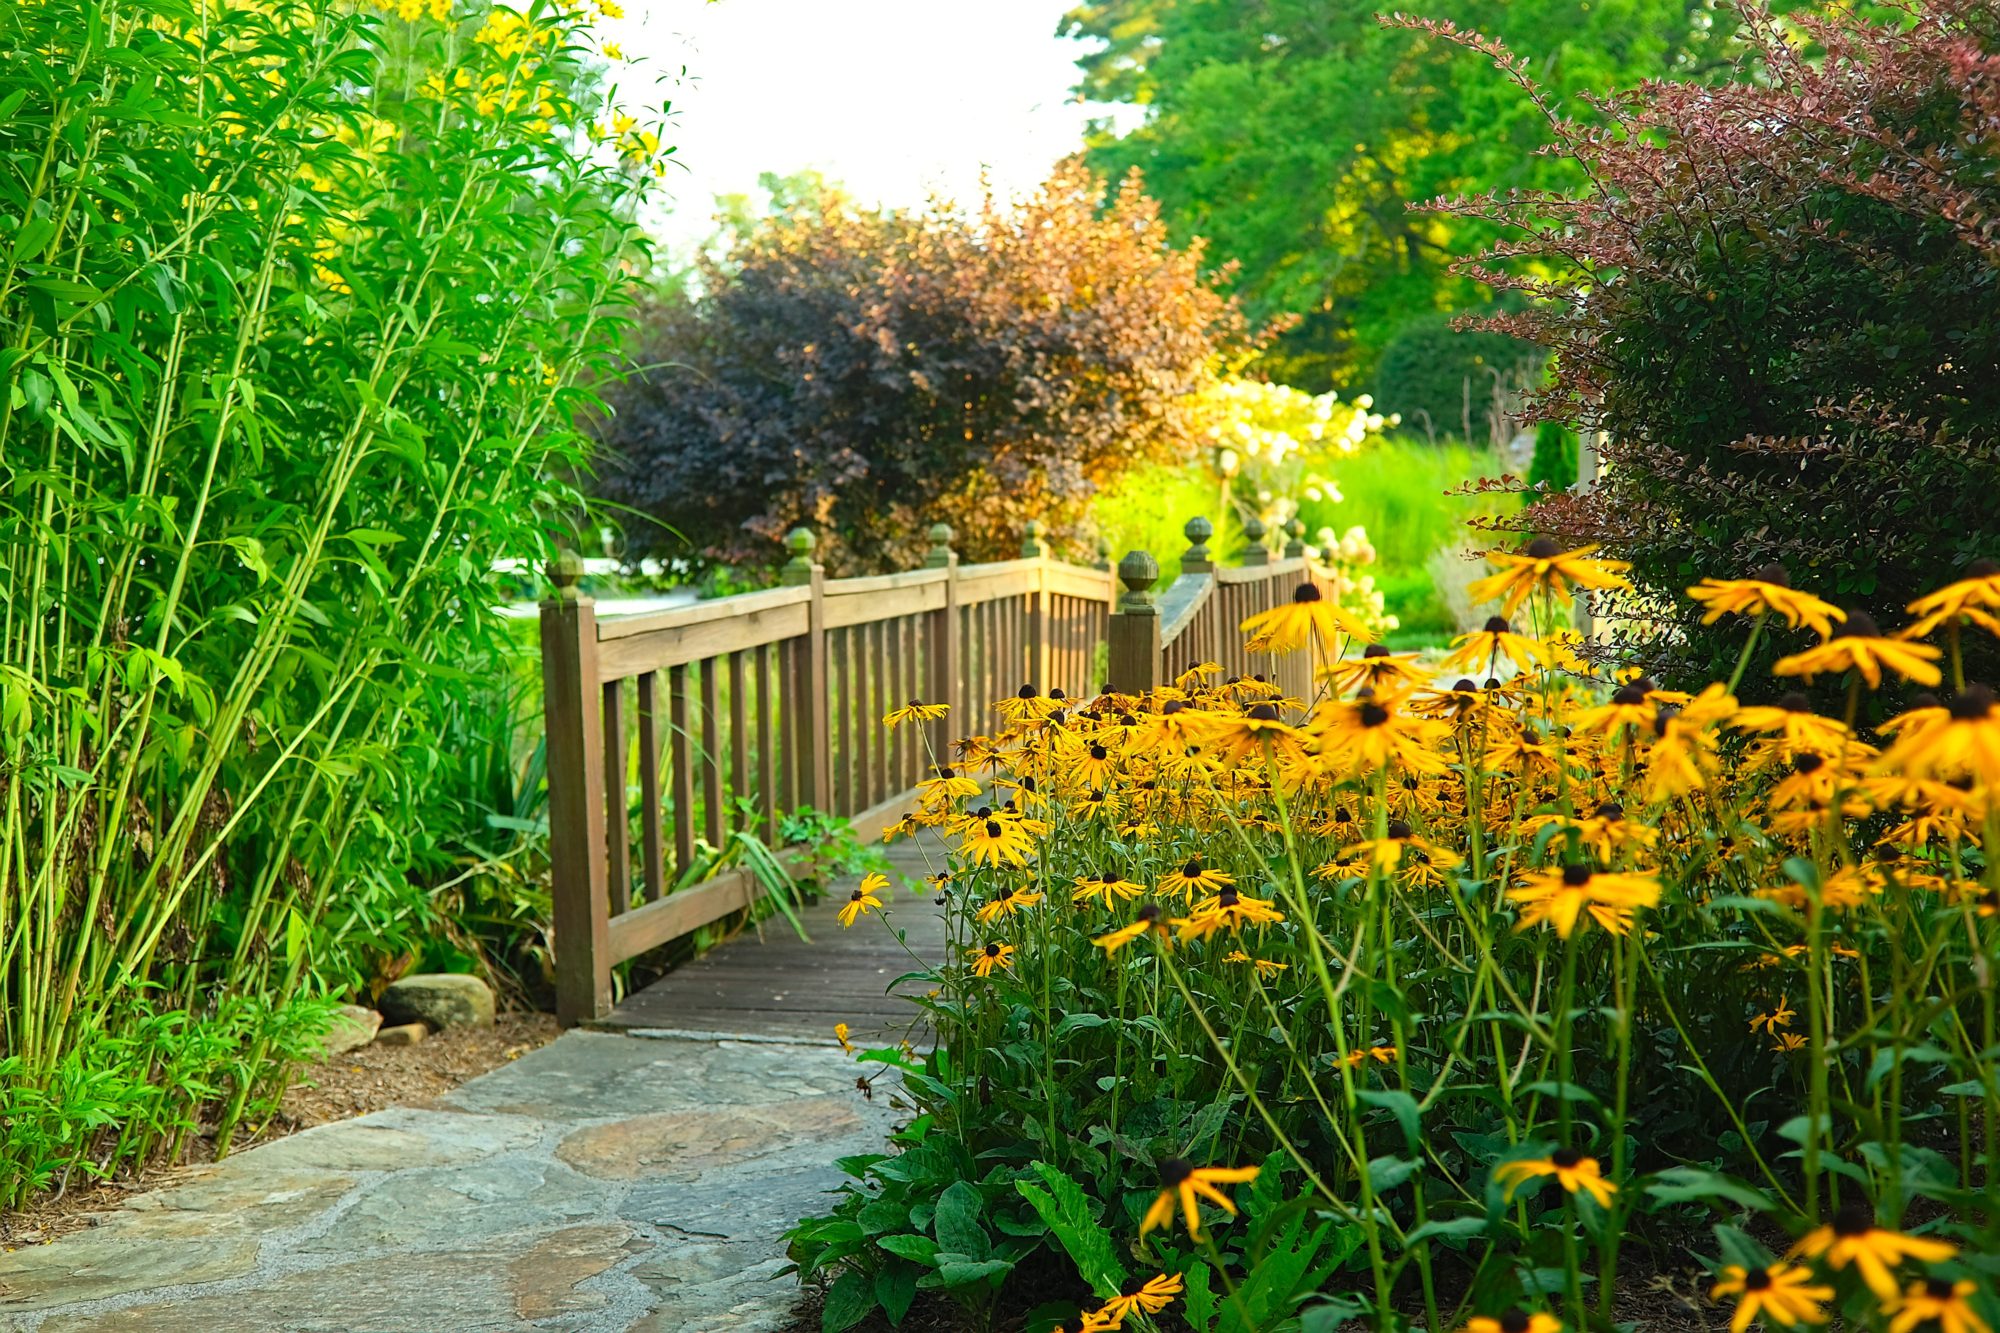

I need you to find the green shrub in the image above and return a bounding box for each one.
[1444,0,2000,699]
[1371,313,1542,446]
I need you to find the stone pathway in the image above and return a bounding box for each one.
[0,1031,898,1332]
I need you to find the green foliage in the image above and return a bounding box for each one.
[0,0,654,1200]
[1527,422,1579,496]
[596,164,1246,575]
[1062,0,1764,389]
[1372,312,1542,445]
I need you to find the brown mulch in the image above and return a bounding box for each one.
[1,1011,559,1250]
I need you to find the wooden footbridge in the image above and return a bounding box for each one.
[538,516,1328,1030]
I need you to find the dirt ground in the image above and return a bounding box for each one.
[0,1012,559,1249]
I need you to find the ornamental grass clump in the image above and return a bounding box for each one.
[790,542,2000,1333]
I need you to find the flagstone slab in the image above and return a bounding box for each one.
[0,1030,900,1332]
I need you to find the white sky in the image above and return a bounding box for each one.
[610,0,1127,249]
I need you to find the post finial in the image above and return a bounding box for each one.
[1020,518,1049,560]
[925,521,958,569]
[547,548,586,601]
[781,527,819,586]
[1181,515,1214,572]
[1241,515,1271,566]
[1116,550,1161,615]
[1094,535,1112,572]
[1285,518,1307,559]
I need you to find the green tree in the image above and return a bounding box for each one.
[1060,0,1757,391]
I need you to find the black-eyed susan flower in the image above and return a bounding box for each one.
[1312,692,1450,776]
[1223,950,1289,976]
[1441,615,1548,674]
[1174,886,1285,940]
[1463,1309,1563,1333]
[1905,558,2000,637]
[1240,582,1368,653]
[1094,903,1170,953]
[1689,565,1845,640]
[918,765,982,807]
[1323,643,1430,694]
[883,698,949,728]
[1468,537,1631,618]
[1790,1206,1958,1301]
[1344,1043,1397,1067]
[833,1022,853,1054]
[1879,684,2000,785]
[1506,864,1660,938]
[1888,1277,1993,1333]
[969,941,1016,977]
[1773,612,1943,689]
[1072,871,1145,908]
[994,684,1054,725]
[1095,1272,1185,1322]
[1493,1147,1617,1207]
[837,872,888,928]
[1711,1264,1834,1333]
[1749,994,1797,1035]
[959,810,1033,868]
[1158,858,1233,900]
[1733,691,1851,758]
[975,883,1042,923]
[1139,1158,1259,1240]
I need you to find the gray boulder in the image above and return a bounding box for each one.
[379,974,494,1030]
[316,1004,383,1057]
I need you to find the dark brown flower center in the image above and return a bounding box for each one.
[1182,859,1202,878]
[1387,820,1413,840]
[1795,753,1824,775]
[984,820,1003,838]
[1499,1309,1532,1333]
[1831,1203,1874,1237]
[984,943,1001,957]
[1562,863,1592,888]
[1248,703,1279,721]
[1949,685,1994,720]
[1550,1147,1583,1169]
[1925,1278,1958,1299]
[1359,702,1390,728]
[1484,615,1511,633]
[1157,1157,1193,1188]
[1752,562,1790,588]
[1292,584,1322,603]
[1742,1269,1774,1292]
[1137,904,1161,923]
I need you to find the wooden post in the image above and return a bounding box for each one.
[1022,521,1051,691]
[1241,515,1271,566]
[1107,549,1162,694]
[925,522,960,766]
[541,551,612,1026]
[781,529,832,812]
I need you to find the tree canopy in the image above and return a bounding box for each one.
[1060,0,1763,395]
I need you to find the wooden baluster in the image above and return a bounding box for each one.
[1022,522,1050,692]
[872,618,892,805]
[602,679,629,918]
[1107,550,1162,693]
[777,638,799,813]
[636,671,665,905]
[780,528,831,810]
[835,627,855,815]
[925,523,960,769]
[701,656,725,847]
[669,662,695,879]
[757,643,778,825]
[729,651,750,836]
[540,552,611,1026]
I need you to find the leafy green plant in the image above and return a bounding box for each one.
[0,0,659,1199]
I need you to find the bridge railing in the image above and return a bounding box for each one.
[1106,515,1329,702]
[539,521,1115,1025]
